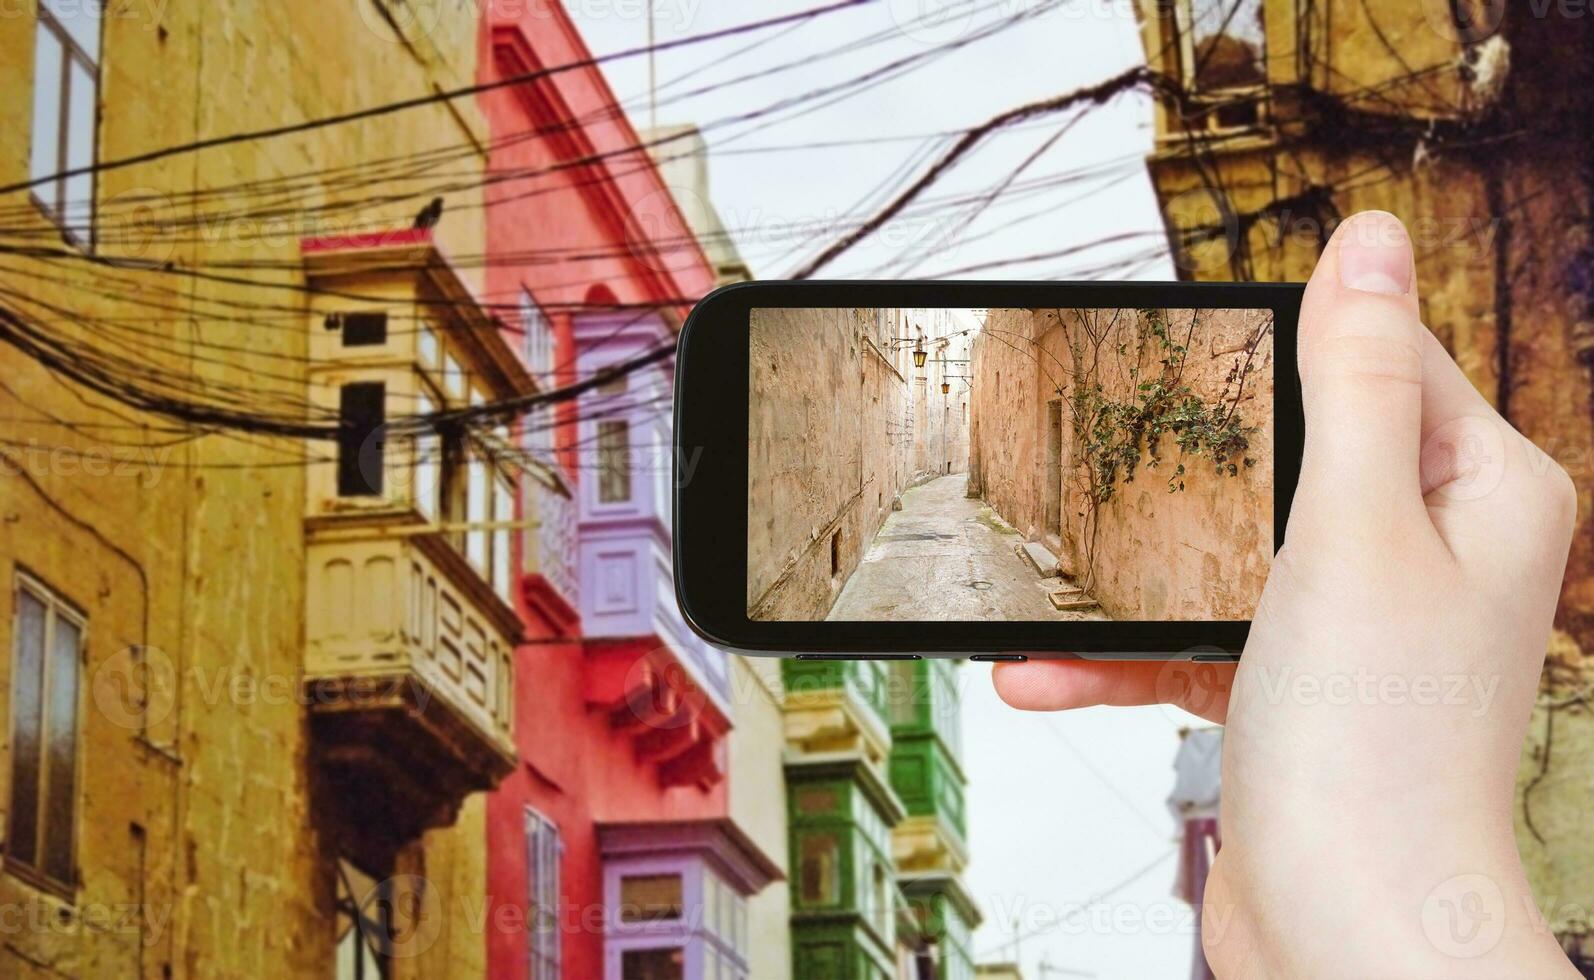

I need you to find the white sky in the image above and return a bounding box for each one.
[564,1,1198,975]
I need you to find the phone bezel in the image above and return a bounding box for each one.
[673,280,1304,656]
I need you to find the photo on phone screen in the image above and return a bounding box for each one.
[746,307,1275,624]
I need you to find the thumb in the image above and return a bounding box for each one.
[1293,211,1428,533]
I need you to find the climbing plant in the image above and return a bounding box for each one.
[1061,307,1268,591]
[1078,308,1260,500]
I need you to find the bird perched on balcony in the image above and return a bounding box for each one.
[413,196,444,230]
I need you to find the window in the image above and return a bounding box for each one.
[418,325,440,367]
[526,808,562,980]
[622,948,684,980]
[1178,0,1265,89]
[1168,0,1268,130]
[887,659,918,727]
[520,294,560,475]
[413,391,439,519]
[795,787,838,816]
[871,862,889,935]
[7,575,84,891]
[797,833,840,906]
[465,452,489,569]
[335,311,389,347]
[31,0,100,240]
[597,421,631,503]
[619,873,683,923]
[443,353,464,401]
[492,476,513,602]
[829,531,841,579]
[337,382,386,497]
[335,860,390,980]
[522,291,553,378]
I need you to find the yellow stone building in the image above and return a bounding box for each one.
[0,2,526,976]
[1133,0,1594,961]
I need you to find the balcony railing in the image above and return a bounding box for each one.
[304,491,520,841]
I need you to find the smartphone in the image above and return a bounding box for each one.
[673,281,1303,657]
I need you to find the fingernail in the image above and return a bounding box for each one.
[1337,213,1413,295]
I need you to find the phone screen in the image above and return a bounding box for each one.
[746,306,1275,624]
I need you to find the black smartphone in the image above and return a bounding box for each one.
[673,281,1303,658]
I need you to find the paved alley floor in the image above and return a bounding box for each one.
[827,474,1109,621]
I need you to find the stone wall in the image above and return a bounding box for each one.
[748,308,971,619]
[1133,0,1594,944]
[968,308,1274,620]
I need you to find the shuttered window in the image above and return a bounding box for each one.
[526,808,562,980]
[7,574,84,892]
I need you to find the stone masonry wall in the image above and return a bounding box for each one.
[969,308,1274,621]
[748,308,970,619]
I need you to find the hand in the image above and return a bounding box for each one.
[994,211,1579,978]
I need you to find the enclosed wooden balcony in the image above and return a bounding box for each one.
[304,529,519,844]
[780,659,893,768]
[298,230,537,853]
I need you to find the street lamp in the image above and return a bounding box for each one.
[913,346,927,369]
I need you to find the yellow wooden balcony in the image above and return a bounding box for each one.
[303,526,519,842]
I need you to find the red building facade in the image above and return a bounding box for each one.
[475,6,779,979]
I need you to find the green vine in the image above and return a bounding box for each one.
[1078,308,1259,503]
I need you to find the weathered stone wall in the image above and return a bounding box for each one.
[1135,0,1594,945]
[968,308,1273,620]
[748,308,970,619]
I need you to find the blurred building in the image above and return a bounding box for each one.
[1169,727,1223,980]
[0,1,523,976]
[1132,0,1594,958]
[0,1,789,978]
[642,124,753,287]
[783,657,979,979]
[477,7,789,980]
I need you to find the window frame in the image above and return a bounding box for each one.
[30,0,102,247]
[5,570,86,898]
[521,290,555,381]
[1160,0,1271,136]
[618,871,685,924]
[334,858,393,980]
[619,946,686,980]
[525,806,562,980]
[596,419,633,505]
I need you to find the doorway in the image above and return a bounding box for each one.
[1045,399,1063,538]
